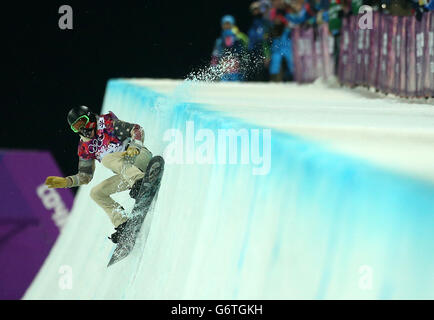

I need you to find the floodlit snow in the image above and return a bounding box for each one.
[24,79,434,299]
[130,79,434,182]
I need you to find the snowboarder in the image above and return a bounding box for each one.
[45,106,153,242]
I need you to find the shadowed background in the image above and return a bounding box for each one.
[3,1,251,186]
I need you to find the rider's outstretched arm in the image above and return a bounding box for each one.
[66,158,95,187]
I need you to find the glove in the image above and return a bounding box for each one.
[122,146,140,158]
[45,176,69,188]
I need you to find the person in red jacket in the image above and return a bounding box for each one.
[45,106,152,240]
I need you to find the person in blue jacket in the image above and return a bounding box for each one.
[268,0,302,82]
[407,0,433,20]
[269,22,293,82]
[211,15,246,81]
[247,1,272,81]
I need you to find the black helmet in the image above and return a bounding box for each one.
[67,105,97,126]
[67,105,97,137]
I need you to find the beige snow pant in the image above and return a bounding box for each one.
[90,147,152,227]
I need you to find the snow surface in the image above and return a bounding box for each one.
[130,79,434,182]
[24,79,434,299]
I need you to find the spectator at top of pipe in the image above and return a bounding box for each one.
[221,14,235,30]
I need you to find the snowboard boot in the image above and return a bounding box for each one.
[109,220,128,244]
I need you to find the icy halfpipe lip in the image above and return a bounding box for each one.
[114,78,434,184]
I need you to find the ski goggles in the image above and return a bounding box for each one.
[70,115,90,133]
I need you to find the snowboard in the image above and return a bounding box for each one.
[107,155,165,267]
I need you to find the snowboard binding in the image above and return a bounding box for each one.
[129,156,164,200]
[108,221,128,244]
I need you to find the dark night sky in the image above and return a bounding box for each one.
[3,0,252,182]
